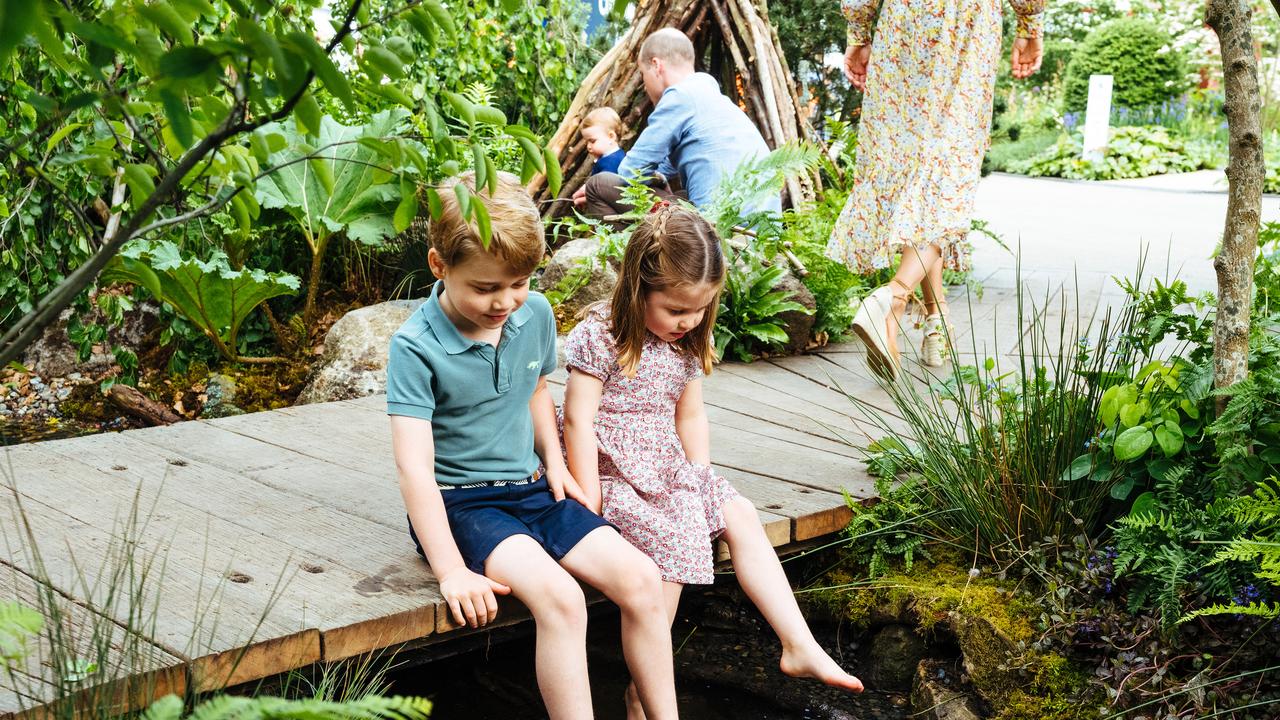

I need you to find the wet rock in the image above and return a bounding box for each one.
[869,624,927,690]
[911,660,981,720]
[21,302,160,379]
[201,373,245,418]
[540,238,616,321]
[297,299,425,404]
[774,269,817,354]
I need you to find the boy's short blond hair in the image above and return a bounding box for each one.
[582,107,623,138]
[430,171,545,275]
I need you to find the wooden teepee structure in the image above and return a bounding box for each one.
[531,0,814,218]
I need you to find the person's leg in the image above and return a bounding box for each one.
[559,527,679,720]
[624,582,684,720]
[720,497,864,692]
[918,245,948,318]
[484,534,594,720]
[583,172,631,223]
[885,242,942,358]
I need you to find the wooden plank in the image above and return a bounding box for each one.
[704,366,883,446]
[129,421,403,532]
[1,441,321,689]
[715,467,851,543]
[35,431,440,665]
[0,564,187,720]
[207,402,396,480]
[1,443,324,688]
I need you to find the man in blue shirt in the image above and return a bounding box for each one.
[572,28,780,221]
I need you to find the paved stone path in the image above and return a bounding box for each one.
[971,171,1280,292]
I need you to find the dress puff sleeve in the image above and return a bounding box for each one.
[841,0,880,47]
[563,313,619,382]
[1010,0,1045,39]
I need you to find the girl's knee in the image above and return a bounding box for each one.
[724,496,758,526]
[613,555,664,609]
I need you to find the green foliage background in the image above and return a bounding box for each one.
[1062,19,1190,113]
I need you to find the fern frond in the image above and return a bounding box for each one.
[187,694,257,720]
[1181,600,1280,622]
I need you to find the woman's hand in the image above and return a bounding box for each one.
[1011,37,1043,80]
[844,44,872,91]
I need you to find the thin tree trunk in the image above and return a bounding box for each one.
[1207,0,1265,408]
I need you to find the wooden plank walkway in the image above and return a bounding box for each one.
[0,280,1120,717]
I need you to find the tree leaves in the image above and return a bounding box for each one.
[159,45,218,79]
[283,31,354,111]
[0,0,38,67]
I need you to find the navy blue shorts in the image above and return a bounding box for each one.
[408,478,611,575]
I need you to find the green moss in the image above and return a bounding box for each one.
[819,555,1098,717]
[993,690,1095,720]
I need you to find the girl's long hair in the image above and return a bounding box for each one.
[609,204,726,377]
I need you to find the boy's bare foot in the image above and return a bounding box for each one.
[624,682,647,720]
[780,642,865,693]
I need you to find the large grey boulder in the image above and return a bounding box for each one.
[296,299,425,404]
[540,237,617,321]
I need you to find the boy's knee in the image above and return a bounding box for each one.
[536,574,588,627]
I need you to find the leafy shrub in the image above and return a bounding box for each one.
[1062,19,1190,113]
[842,473,934,578]
[714,247,810,362]
[1011,126,1216,180]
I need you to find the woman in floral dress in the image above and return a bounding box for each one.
[828,0,1044,378]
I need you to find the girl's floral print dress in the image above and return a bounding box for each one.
[560,308,740,584]
[826,0,1045,274]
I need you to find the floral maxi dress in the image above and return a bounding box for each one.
[826,0,1045,274]
[560,309,740,585]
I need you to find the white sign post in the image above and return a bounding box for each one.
[1081,74,1114,163]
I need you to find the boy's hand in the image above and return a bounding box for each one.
[438,567,511,628]
[545,466,590,506]
[572,186,587,207]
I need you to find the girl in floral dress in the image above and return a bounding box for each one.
[829,0,1045,379]
[560,205,863,716]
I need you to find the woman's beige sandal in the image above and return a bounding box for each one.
[920,313,955,368]
[851,282,908,380]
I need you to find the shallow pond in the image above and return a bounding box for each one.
[390,585,909,720]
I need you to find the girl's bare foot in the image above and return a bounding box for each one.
[780,641,865,693]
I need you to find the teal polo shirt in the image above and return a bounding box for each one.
[386,283,558,485]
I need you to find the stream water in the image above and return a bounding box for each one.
[389,584,910,720]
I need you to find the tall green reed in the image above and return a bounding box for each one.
[841,265,1149,560]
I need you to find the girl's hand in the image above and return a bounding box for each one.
[844,45,871,90]
[437,567,511,628]
[1011,37,1043,79]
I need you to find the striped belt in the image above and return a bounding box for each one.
[438,468,542,491]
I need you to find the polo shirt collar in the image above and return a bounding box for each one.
[422,281,534,355]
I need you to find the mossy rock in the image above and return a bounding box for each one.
[818,556,1099,715]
